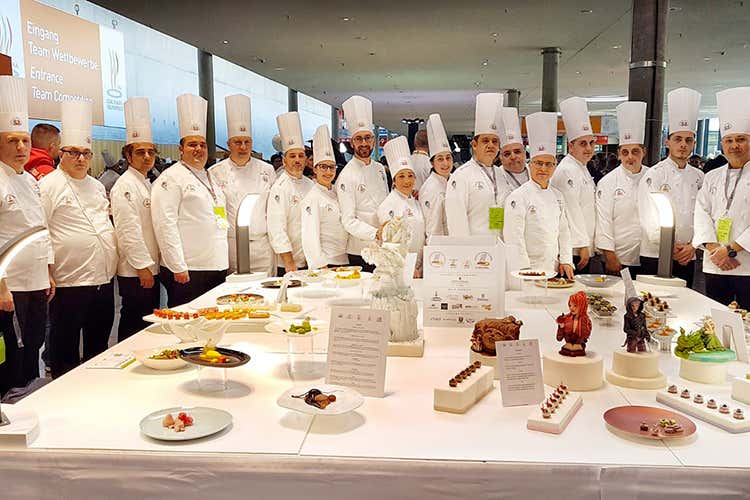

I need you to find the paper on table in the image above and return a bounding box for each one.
[496,339,544,407]
[326,307,389,397]
[86,352,135,369]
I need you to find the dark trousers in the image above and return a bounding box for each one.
[117,275,160,342]
[160,267,227,308]
[640,256,696,289]
[347,254,375,273]
[277,266,307,277]
[10,290,47,385]
[704,274,750,309]
[49,281,115,378]
[0,311,20,396]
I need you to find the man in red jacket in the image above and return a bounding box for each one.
[24,123,60,180]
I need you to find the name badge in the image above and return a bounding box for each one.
[489,206,504,231]
[214,206,229,230]
[717,218,732,244]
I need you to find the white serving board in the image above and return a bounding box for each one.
[656,390,750,434]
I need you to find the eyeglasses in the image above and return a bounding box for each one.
[133,148,157,157]
[531,160,555,169]
[352,135,374,144]
[316,164,336,171]
[62,149,93,160]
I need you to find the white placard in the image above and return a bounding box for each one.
[402,252,418,286]
[621,268,637,306]
[712,308,749,363]
[86,352,135,369]
[326,307,389,397]
[496,339,544,407]
[422,237,505,327]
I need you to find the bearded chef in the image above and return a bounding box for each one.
[419,113,453,240]
[0,76,54,390]
[301,125,350,270]
[110,97,160,341]
[267,111,314,275]
[595,101,649,277]
[498,106,529,189]
[40,100,118,378]
[337,95,389,272]
[209,94,276,276]
[693,87,750,306]
[377,136,426,277]
[504,112,574,278]
[445,93,510,238]
[151,94,229,307]
[638,88,704,288]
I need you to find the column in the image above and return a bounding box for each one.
[331,107,339,141]
[541,47,561,112]
[627,0,668,167]
[288,89,298,112]
[696,119,705,157]
[197,49,216,164]
[506,89,521,109]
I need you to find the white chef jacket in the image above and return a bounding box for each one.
[637,157,704,258]
[550,154,596,254]
[419,172,448,240]
[110,167,159,277]
[39,169,118,287]
[336,157,389,255]
[377,189,426,268]
[267,171,314,269]
[445,158,512,238]
[150,161,229,273]
[410,151,432,192]
[595,165,648,266]
[0,161,53,291]
[209,157,276,274]
[301,182,349,269]
[693,162,750,276]
[503,180,573,273]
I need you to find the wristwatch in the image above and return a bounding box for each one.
[726,245,738,258]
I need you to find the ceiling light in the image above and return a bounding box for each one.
[340,16,351,21]
[704,57,711,62]
[490,32,499,37]
[339,142,347,153]
[386,74,392,79]
[482,59,489,66]
[584,95,628,103]
[669,6,682,11]
[611,44,622,49]
[222,40,229,44]
[576,71,582,75]
[474,81,481,87]
[273,67,285,71]
[580,9,593,13]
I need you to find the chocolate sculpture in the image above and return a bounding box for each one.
[622,297,651,353]
[556,291,592,357]
[470,316,523,356]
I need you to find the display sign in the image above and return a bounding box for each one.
[711,308,748,364]
[496,339,544,407]
[0,0,126,127]
[423,236,505,327]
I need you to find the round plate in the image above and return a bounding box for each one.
[179,346,251,368]
[511,269,556,281]
[576,274,621,288]
[261,279,303,289]
[327,271,373,287]
[277,384,364,416]
[215,293,265,305]
[140,406,232,441]
[330,265,362,274]
[294,287,340,299]
[265,318,328,338]
[132,346,188,371]
[288,269,329,283]
[535,277,576,288]
[604,405,696,440]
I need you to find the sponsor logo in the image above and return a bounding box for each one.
[305,206,312,215]
[11,117,22,127]
[510,200,516,209]
[679,119,689,128]
[646,177,652,187]
[106,49,123,98]
[191,123,200,131]
[442,141,449,148]
[161,181,168,189]
[406,208,413,217]
[597,190,602,198]
[425,200,431,208]
[582,124,590,131]
[567,179,574,187]
[239,125,247,132]
[451,180,457,188]
[326,204,334,212]
[124,191,132,201]
[132,131,139,138]
[529,205,537,215]
[660,183,671,192]
[388,210,394,217]
[624,132,631,140]
[475,181,484,190]
[185,184,196,192]
[291,195,300,205]
[400,159,408,166]
[274,194,280,203]
[143,199,151,208]
[5,193,17,205]
[538,145,545,151]
[614,188,625,197]
[507,133,515,140]
[724,122,732,131]
[490,123,497,130]
[358,121,365,127]
[85,136,91,144]
[339,183,346,192]
[357,184,366,193]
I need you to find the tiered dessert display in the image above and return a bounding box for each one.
[675,318,736,384]
[469,317,523,379]
[433,361,495,414]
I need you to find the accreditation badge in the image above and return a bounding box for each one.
[214,206,229,230]
[489,205,504,231]
[717,218,733,244]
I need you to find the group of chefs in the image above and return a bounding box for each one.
[1,72,749,392]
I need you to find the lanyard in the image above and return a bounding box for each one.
[478,164,499,203]
[724,166,746,212]
[185,165,218,204]
[503,169,527,189]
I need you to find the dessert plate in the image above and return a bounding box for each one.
[140,406,232,441]
[604,405,696,440]
[277,384,364,416]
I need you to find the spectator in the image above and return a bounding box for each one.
[25,123,60,181]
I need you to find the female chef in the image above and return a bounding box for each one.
[419,114,453,240]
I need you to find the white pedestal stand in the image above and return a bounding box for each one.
[469,350,500,379]
[679,358,728,385]
[606,350,667,389]
[637,275,686,288]
[731,377,750,405]
[388,330,425,357]
[542,351,604,391]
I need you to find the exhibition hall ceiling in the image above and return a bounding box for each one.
[92,0,750,134]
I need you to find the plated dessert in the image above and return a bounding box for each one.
[215,293,265,305]
[179,341,251,368]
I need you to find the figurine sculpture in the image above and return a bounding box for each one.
[362,217,419,343]
[556,291,592,357]
[623,297,651,352]
[470,317,523,356]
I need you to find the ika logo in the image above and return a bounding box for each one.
[679,120,689,128]
[582,124,590,131]
[490,123,497,130]
[11,117,22,127]
[538,145,545,151]
[507,133,515,140]
[239,125,247,132]
[287,138,295,145]
[624,132,631,141]
[724,122,732,131]
[191,123,200,131]
[132,131,139,138]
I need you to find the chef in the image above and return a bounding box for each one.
[377,136,426,277]
[445,93,510,238]
[337,95,389,271]
[40,100,118,378]
[504,112,574,278]
[638,88,704,288]
[595,101,649,277]
[209,94,276,276]
[498,107,530,188]
[693,87,750,306]
[110,97,160,341]
[0,76,54,389]
[551,96,597,273]
[301,125,349,270]
[151,94,229,307]
[267,111,314,275]
[410,129,432,191]
[420,113,453,240]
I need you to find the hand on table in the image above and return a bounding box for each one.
[559,263,575,280]
[576,247,590,270]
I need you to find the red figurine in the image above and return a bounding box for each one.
[556,291,592,357]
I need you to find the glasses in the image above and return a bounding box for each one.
[531,160,555,169]
[316,164,336,171]
[352,135,374,144]
[62,149,93,160]
[133,148,157,157]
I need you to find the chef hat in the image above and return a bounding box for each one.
[384,136,413,178]
[0,76,28,134]
[276,111,304,153]
[426,113,451,158]
[272,133,283,152]
[226,94,252,139]
[60,100,93,149]
[560,97,592,141]
[667,88,701,135]
[312,124,335,166]
[499,107,523,147]
[616,101,647,146]
[342,95,373,136]
[176,93,207,139]
[124,97,153,145]
[525,112,558,159]
[717,87,750,137]
[474,93,503,137]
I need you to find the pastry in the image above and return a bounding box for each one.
[707,399,718,409]
[668,384,678,394]
[720,404,730,414]
[734,409,744,420]
[681,389,690,399]
[693,394,704,404]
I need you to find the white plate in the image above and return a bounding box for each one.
[324,271,373,287]
[327,298,371,308]
[511,269,556,281]
[277,384,364,416]
[140,406,232,441]
[265,318,328,338]
[576,274,621,288]
[294,288,340,299]
[132,346,188,370]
